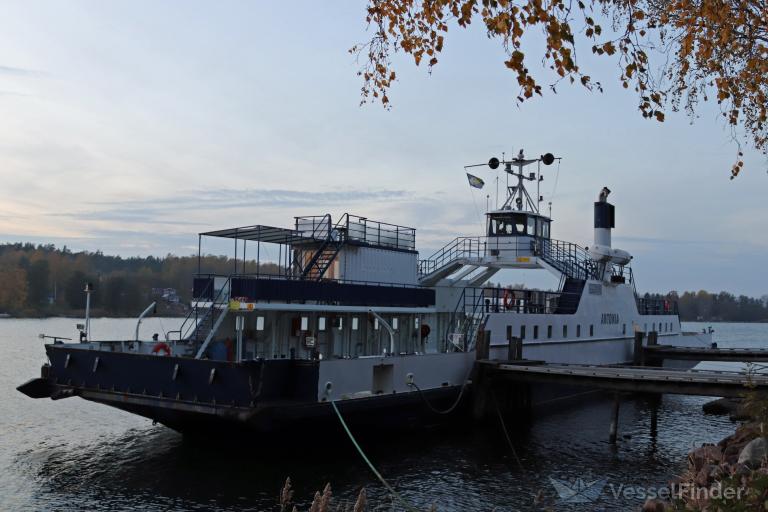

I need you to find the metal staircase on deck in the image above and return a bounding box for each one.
[301,239,344,280]
[418,237,485,286]
[536,239,597,281]
[170,277,231,358]
[534,240,595,314]
[298,214,347,281]
[554,277,586,314]
[447,287,487,351]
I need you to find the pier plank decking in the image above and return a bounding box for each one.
[478,360,768,398]
[643,345,768,362]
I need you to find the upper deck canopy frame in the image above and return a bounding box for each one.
[197,224,302,277]
[197,213,418,277]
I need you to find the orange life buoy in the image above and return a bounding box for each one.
[151,342,171,356]
[503,289,514,310]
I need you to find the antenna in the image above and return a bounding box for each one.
[464,151,560,216]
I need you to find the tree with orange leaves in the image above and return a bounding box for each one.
[352,0,768,177]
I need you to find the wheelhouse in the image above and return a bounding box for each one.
[487,210,551,239]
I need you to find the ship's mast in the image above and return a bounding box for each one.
[499,150,541,213]
[465,149,557,214]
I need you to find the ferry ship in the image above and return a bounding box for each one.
[18,151,710,434]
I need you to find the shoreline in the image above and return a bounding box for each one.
[643,400,768,511]
[0,311,187,320]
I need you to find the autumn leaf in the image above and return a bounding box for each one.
[354,0,768,176]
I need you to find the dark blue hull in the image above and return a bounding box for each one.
[19,345,469,436]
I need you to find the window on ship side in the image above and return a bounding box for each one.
[589,324,594,337]
[547,325,552,339]
[533,325,539,339]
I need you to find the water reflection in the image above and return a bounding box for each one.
[2,319,755,511]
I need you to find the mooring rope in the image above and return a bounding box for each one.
[408,366,474,415]
[330,400,420,512]
[491,388,525,472]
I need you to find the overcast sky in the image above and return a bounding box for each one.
[0,1,765,296]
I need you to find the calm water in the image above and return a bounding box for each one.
[1,319,764,511]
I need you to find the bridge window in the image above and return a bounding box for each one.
[527,217,535,236]
[488,213,530,236]
[589,325,594,337]
[533,326,539,339]
[547,325,552,338]
[563,325,568,338]
[577,325,581,337]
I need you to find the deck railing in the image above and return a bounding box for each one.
[294,213,416,251]
[637,297,679,315]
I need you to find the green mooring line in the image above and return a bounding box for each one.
[330,400,420,512]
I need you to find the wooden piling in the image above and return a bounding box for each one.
[476,329,490,361]
[609,393,621,444]
[472,330,491,421]
[645,331,660,366]
[633,331,645,366]
[508,336,522,361]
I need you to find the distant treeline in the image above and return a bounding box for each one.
[0,243,766,321]
[644,291,768,322]
[0,243,278,317]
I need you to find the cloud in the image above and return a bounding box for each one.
[51,187,414,227]
[613,235,712,246]
[0,65,45,77]
[86,188,411,210]
[0,90,32,97]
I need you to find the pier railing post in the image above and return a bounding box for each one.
[648,331,658,346]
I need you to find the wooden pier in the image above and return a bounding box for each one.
[478,361,768,398]
[643,345,768,362]
[473,330,768,443]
